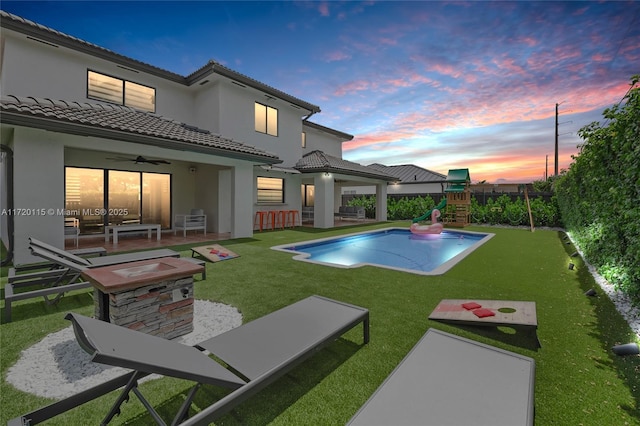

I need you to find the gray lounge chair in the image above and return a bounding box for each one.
[29,237,180,269]
[27,237,179,283]
[348,328,535,426]
[9,295,369,426]
[2,239,180,322]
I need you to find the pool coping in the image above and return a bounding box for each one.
[271,227,495,276]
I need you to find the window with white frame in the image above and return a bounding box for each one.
[301,131,307,148]
[255,102,278,136]
[257,177,284,203]
[87,70,156,112]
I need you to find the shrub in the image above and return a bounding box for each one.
[555,75,640,305]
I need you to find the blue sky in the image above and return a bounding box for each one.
[3,1,639,183]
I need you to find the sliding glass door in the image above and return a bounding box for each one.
[142,172,170,228]
[108,170,141,225]
[65,167,171,234]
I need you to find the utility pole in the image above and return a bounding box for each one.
[554,102,572,176]
[555,103,559,176]
[545,155,548,180]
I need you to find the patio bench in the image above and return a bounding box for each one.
[336,206,366,221]
[105,223,161,244]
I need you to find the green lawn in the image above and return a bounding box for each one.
[1,223,639,425]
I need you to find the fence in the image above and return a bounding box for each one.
[342,191,554,207]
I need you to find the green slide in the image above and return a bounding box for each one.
[412,198,447,223]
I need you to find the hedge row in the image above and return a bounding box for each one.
[555,75,640,305]
[347,192,561,227]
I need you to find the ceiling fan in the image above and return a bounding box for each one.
[106,156,171,165]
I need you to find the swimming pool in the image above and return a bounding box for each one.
[272,227,494,275]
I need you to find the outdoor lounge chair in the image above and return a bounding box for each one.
[348,328,535,426]
[28,237,180,275]
[8,295,369,426]
[2,239,181,322]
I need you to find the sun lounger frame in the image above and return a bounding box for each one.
[8,295,369,426]
[2,239,180,322]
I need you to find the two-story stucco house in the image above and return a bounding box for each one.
[0,11,394,264]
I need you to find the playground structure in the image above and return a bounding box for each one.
[443,169,471,227]
[410,168,471,229]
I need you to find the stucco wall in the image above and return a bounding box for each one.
[12,127,65,264]
[1,33,195,122]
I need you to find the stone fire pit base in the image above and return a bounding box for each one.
[94,276,194,340]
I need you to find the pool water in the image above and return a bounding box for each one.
[272,228,494,275]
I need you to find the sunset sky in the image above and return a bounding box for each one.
[3,1,639,183]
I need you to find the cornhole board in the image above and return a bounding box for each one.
[428,299,539,346]
[190,244,239,262]
[348,328,535,426]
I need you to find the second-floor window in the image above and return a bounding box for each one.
[301,132,307,148]
[87,70,156,112]
[255,102,278,136]
[257,177,284,203]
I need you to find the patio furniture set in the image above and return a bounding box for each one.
[5,229,537,425]
[6,265,537,426]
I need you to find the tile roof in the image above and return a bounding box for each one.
[0,95,281,163]
[295,150,396,181]
[0,10,321,113]
[302,121,353,140]
[368,163,447,183]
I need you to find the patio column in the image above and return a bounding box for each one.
[314,173,334,228]
[376,182,388,222]
[12,128,65,264]
[230,164,253,238]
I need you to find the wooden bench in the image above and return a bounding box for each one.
[105,224,161,244]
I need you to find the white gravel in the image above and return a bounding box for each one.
[567,232,640,340]
[6,300,242,399]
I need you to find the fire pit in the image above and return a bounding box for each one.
[81,257,204,339]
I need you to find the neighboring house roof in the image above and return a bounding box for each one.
[303,121,354,141]
[0,10,321,114]
[0,95,281,164]
[368,163,447,183]
[295,150,396,181]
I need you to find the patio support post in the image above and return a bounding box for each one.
[314,173,334,228]
[376,182,388,222]
[230,164,254,238]
[12,128,65,264]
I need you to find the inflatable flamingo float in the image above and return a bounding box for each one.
[410,209,443,235]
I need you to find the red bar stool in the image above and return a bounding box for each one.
[276,210,287,230]
[267,210,280,231]
[254,211,268,232]
[286,210,300,228]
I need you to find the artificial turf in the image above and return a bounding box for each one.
[1,223,638,425]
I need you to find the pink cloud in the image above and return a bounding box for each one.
[324,50,351,62]
[333,80,371,96]
[318,2,330,17]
